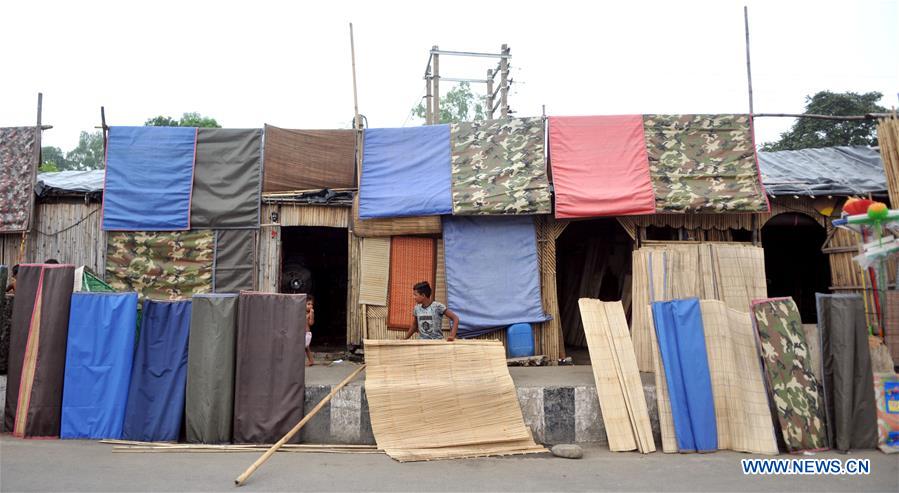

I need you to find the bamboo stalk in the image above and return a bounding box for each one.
[234,364,367,486]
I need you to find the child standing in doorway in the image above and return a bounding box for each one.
[305,295,315,366]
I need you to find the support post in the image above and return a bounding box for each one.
[499,44,509,117]
[425,75,433,124]
[432,45,440,124]
[486,69,494,120]
[350,23,362,187]
[744,6,754,115]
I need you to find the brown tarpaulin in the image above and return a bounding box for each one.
[263,125,356,192]
[233,292,306,443]
[3,264,74,437]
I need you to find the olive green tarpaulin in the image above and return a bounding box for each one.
[643,114,769,213]
[190,129,262,229]
[233,292,306,444]
[105,230,214,300]
[213,230,256,293]
[185,294,238,444]
[3,264,75,437]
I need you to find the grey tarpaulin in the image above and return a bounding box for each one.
[35,170,105,196]
[190,129,262,229]
[233,292,306,444]
[214,230,256,293]
[185,294,238,444]
[816,293,878,451]
[758,146,886,196]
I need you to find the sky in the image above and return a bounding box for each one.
[1,0,896,152]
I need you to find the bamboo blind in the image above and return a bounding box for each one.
[350,196,441,237]
[262,203,350,228]
[877,116,899,207]
[358,238,390,306]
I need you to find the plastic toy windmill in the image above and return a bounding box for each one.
[833,198,899,336]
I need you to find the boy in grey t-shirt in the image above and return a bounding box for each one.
[404,281,460,341]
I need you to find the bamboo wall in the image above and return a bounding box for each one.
[0,199,105,273]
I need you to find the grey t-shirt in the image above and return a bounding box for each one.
[413,301,446,340]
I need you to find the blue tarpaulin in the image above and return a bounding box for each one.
[122,299,191,441]
[103,126,197,230]
[443,216,549,338]
[61,293,138,439]
[359,125,452,218]
[651,298,718,452]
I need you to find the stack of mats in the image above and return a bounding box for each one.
[443,216,549,338]
[363,339,546,461]
[578,299,654,453]
[631,242,767,372]
[387,237,435,330]
[122,300,192,441]
[61,293,138,439]
[233,292,306,444]
[872,373,899,453]
[547,114,769,217]
[751,297,828,453]
[185,294,238,444]
[4,264,75,437]
[0,127,38,232]
[816,293,878,451]
[649,299,777,454]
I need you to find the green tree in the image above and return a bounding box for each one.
[66,131,105,170]
[38,161,59,173]
[761,91,887,151]
[145,112,221,128]
[40,146,70,171]
[412,82,485,123]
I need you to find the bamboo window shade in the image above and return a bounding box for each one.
[387,237,436,330]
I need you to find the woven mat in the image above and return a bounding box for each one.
[359,238,390,306]
[262,125,356,191]
[352,195,442,238]
[363,339,546,461]
[579,299,655,453]
[387,237,436,330]
[701,301,778,454]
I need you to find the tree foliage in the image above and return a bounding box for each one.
[412,82,485,123]
[40,131,105,171]
[144,112,221,128]
[761,91,887,151]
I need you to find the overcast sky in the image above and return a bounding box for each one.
[1,0,896,151]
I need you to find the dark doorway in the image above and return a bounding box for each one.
[556,218,634,363]
[280,226,348,348]
[761,213,830,323]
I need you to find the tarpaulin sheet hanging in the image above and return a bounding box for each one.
[4,264,75,437]
[122,299,191,441]
[214,229,256,293]
[872,373,899,453]
[548,116,655,218]
[233,292,306,444]
[751,297,827,452]
[102,126,197,230]
[263,125,356,192]
[61,293,138,439]
[450,118,550,215]
[651,298,718,452]
[0,127,38,232]
[360,125,452,218]
[106,230,214,300]
[816,293,878,451]
[190,128,262,229]
[387,237,435,330]
[443,216,549,337]
[643,115,768,213]
[186,294,237,444]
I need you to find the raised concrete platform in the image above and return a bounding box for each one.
[302,363,661,446]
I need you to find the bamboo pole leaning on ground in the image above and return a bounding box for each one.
[234,364,367,487]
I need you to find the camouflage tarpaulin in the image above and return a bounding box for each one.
[643,115,769,213]
[0,127,38,232]
[106,231,214,300]
[751,297,828,453]
[450,117,550,215]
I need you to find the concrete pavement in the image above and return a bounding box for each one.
[1,436,896,492]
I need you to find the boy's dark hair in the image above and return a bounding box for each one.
[44,259,59,265]
[12,264,19,276]
[306,294,315,302]
[413,281,432,298]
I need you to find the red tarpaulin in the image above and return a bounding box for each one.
[548,116,656,218]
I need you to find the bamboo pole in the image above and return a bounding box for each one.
[234,364,367,486]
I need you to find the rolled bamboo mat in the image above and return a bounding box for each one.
[358,238,390,306]
[877,116,899,207]
[351,195,442,237]
[579,299,655,453]
[363,339,546,461]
